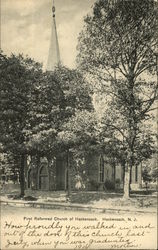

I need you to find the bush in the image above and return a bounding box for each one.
[23,196,37,201]
[7,195,37,201]
[115,178,121,184]
[104,179,115,190]
[142,167,152,190]
[89,180,101,191]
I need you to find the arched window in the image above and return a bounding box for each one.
[39,165,49,190]
[99,155,104,182]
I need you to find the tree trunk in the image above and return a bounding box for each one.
[123,165,131,199]
[19,154,25,197]
[67,149,71,197]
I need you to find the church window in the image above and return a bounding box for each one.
[99,155,104,182]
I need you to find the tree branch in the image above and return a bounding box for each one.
[135,64,156,78]
[104,123,128,142]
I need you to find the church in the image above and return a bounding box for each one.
[25,2,142,192]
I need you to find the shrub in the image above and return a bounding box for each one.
[104,179,115,190]
[142,167,152,190]
[23,196,37,201]
[89,180,101,191]
[115,178,121,184]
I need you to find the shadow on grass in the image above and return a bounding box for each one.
[69,192,122,204]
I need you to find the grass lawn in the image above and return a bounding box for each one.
[1,185,157,210]
[69,191,157,209]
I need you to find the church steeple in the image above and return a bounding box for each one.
[47,0,60,71]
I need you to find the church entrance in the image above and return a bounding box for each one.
[39,165,49,190]
[56,158,66,190]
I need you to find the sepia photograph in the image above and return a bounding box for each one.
[0,0,158,249]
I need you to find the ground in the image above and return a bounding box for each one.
[1,187,157,212]
[1,185,157,249]
[1,204,157,250]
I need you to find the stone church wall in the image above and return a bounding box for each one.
[48,158,57,191]
[25,153,142,192]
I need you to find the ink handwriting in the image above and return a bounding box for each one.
[2,216,156,249]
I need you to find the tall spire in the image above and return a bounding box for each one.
[47,0,60,71]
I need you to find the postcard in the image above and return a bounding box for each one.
[0,0,157,249]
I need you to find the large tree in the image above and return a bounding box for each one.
[52,67,94,196]
[0,52,42,196]
[26,66,93,156]
[25,65,94,196]
[77,0,158,198]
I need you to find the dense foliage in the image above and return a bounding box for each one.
[0,52,94,196]
[77,0,158,198]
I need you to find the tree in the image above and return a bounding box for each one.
[151,166,158,182]
[142,167,152,190]
[51,67,94,196]
[25,65,94,196]
[0,51,42,196]
[24,70,63,158]
[0,151,19,184]
[56,110,97,196]
[77,0,158,198]
[26,66,93,155]
[144,154,158,183]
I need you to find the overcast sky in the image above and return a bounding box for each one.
[1,0,95,69]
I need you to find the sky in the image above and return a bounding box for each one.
[1,0,95,69]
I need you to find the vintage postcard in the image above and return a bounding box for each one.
[0,0,158,249]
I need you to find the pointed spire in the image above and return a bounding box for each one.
[47,0,60,71]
